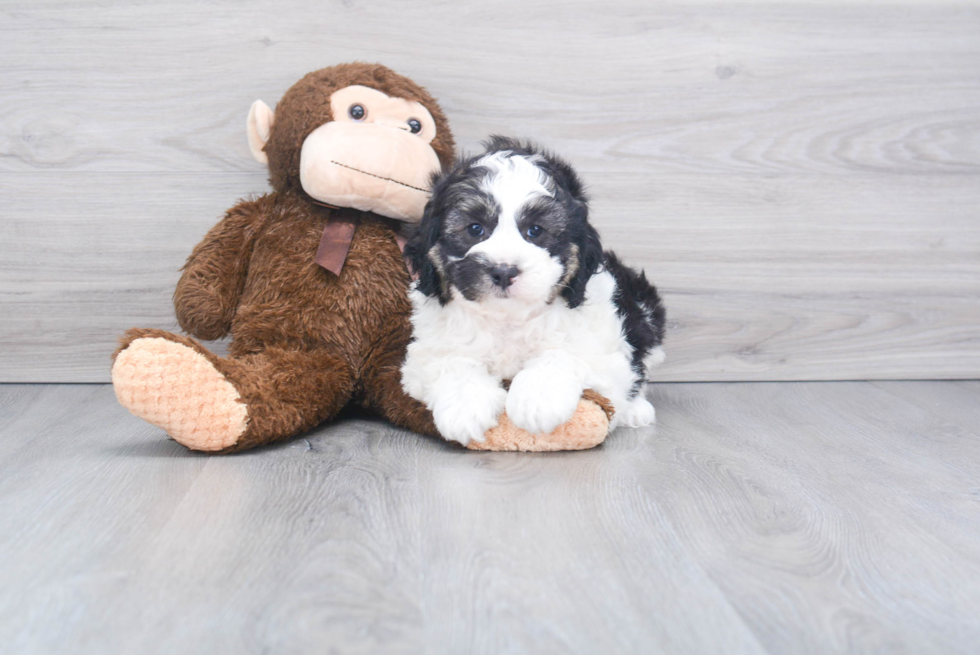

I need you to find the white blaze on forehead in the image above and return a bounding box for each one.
[477,152,552,232]
[466,151,565,304]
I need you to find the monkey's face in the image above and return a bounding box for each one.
[300,86,441,222]
[249,81,444,223]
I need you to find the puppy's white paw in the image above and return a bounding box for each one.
[619,397,656,427]
[506,368,583,435]
[431,382,507,446]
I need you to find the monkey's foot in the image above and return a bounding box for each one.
[467,390,614,452]
[112,334,249,452]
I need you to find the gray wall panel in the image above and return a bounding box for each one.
[2,0,978,381]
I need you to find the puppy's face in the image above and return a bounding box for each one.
[409,138,603,309]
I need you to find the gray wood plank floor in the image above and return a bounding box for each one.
[1,382,978,654]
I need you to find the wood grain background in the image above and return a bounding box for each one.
[2,0,979,382]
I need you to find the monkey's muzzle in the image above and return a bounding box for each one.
[299,122,440,223]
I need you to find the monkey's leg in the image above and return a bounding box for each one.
[112,328,354,453]
[358,334,613,451]
[468,390,614,452]
[358,332,440,438]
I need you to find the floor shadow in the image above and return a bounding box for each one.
[105,436,207,459]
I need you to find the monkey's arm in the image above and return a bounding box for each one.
[174,195,270,340]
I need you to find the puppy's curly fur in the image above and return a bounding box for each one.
[401,137,666,446]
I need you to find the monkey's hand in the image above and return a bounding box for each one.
[174,195,268,340]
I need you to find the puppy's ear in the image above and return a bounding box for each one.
[561,202,604,309]
[406,176,450,304]
[541,148,598,308]
[544,152,587,205]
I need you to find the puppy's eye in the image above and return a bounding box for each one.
[407,118,422,134]
[348,104,366,120]
[527,225,544,238]
[467,223,485,237]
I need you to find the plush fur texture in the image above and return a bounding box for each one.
[112,335,249,451]
[264,63,456,195]
[469,390,614,452]
[112,64,451,452]
[111,65,615,453]
[119,201,438,452]
[402,138,666,446]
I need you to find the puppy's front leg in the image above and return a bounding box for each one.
[424,358,507,446]
[506,350,587,435]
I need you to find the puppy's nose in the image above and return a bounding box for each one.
[489,264,520,289]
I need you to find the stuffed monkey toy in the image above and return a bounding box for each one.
[111,63,612,453]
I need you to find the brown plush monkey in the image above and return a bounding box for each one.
[111,63,611,453]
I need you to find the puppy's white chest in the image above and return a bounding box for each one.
[479,316,552,380]
[444,271,619,378]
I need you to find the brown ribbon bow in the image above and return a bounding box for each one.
[313,205,413,278]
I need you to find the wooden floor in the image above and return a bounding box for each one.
[0,382,978,653]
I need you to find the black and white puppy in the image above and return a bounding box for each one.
[401,137,666,446]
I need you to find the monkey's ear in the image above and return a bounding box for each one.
[247,100,275,165]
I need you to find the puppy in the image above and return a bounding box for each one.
[401,137,666,446]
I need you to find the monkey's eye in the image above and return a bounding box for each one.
[407,118,422,134]
[348,104,366,121]
[467,223,485,237]
[526,225,544,238]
